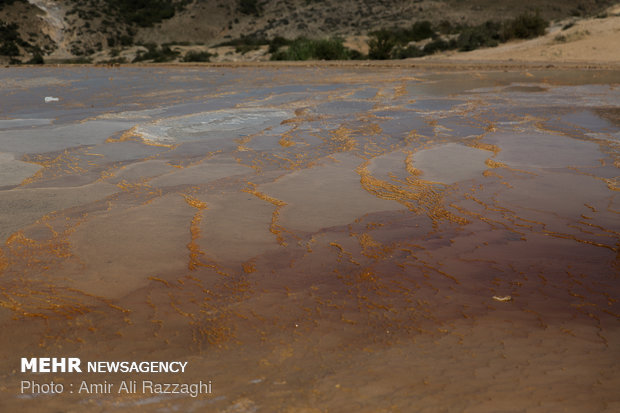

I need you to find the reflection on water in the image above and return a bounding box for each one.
[0,66,618,412]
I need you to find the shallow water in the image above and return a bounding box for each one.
[0,66,618,413]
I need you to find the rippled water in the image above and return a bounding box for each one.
[0,66,618,412]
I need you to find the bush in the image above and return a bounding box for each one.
[409,21,435,41]
[348,49,365,60]
[454,14,547,52]
[392,44,424,59]
[367,13,548,60]
[368,21,437,59]
[423,38,453,54]
[27,52,44,64]
[367,30,396,60]
[503,12,547,39]
[59,57,93,64]
[0,0,22,11]
[313,38,350,60]
[216,34,268,48]
[108,0,187,27]
[271,37,352,61]
[268,36,290,53]
[235,44,259,54]
[102,57,127,64]
[0,40,18,56]
[0,21,21,57]
[437,20,463,35]
[238,0,261,16]
[133,44,179,62]
[182,50,212,62]
[456,21,502,51]
[119,35,133,46]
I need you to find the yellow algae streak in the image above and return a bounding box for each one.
[242,260,257,274]
[0,248,6,274]
[20,149,87,186]
[485,158,506,169]
[470,142,500,155]
[357,160,467,226]
[243,183,289,246]
[278,129,297,148]
[183,195,208,271]
[329,126,357,152]
[404,153,423,177]
[106,126,176,148]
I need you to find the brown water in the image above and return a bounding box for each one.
[0,66,618,412]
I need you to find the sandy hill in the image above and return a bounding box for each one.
[428,4,620,64]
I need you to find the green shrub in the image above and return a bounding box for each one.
[59,57,93,64]
[367,13,548,60]
[216,34,268,48]
[423,38,452,54]
[133,44,179,62]
[409,21,435,41]
[456,21,502,51]
[102,57,127,64]
[235,44,259,54]
[437,20,464,35]
[271,37,352,61]
[108,0,186,27]
[238,0,261,16]
[268,36,291,53]
[0,0,22,11]
[182,50,212,62]
[0,40,18,56]
[367,30,396,60]
[119,35,133,46]
[503,12,547,39]
[368,21,437,59]
[453,14,547,52]
[0,21,21,57]
[27,52,44,64]
[312,37,350,60]
[348,49,365,60]
[392,44,424,59]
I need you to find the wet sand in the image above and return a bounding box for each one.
[0,65,618,412]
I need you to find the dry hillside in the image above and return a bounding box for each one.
[0,0,617,63]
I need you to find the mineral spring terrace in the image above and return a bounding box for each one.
[0,66,618,412]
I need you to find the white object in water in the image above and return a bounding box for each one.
[492,295,512,302]
[44,96,59,103]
